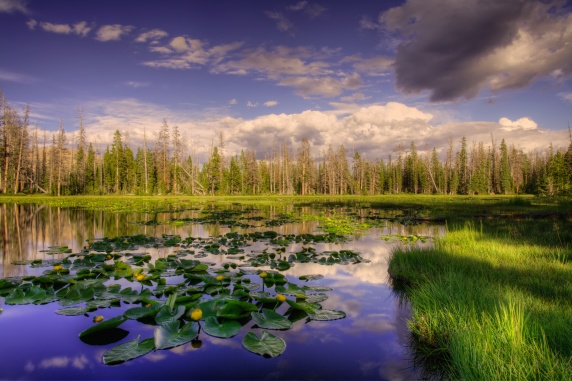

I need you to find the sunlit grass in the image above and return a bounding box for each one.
[389,219,572,380]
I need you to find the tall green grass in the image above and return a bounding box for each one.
[389,219,572,380]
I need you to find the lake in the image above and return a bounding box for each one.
[0,202,443,380]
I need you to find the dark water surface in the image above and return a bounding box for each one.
[0,203,443,381]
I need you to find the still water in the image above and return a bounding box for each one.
[0,203,443,381]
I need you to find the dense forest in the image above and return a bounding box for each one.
[1,92,571,196]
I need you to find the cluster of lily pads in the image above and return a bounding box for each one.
[0,230,354,364]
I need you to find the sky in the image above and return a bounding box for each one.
[0,0,571,161]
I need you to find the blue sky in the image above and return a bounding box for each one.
[0,0,571,160]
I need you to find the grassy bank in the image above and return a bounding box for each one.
[1,194,572,216]
[389,218,572,380]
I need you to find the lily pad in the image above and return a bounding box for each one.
[155,305,186,325]
[251,308,292,330]
[56,306,97,316]
[124,303,163,320]
[154,321,198,350]
[242,330,286,357]
[5,286,47,305]
[202,316,241,338]
[299,274,324,282]
[103,336,155,365]
[308,309,346,321]
[79,315,128,338]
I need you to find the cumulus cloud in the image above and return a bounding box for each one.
[229,98,237,105]
[43,98,567,166]
[264,100,278,107]
[135,28,168,43]
[498,117,538,131]
[95,24,133,42]
[246,101,258,108]
[0,0,28,14]
[380,0,572,101]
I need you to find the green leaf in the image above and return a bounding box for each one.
[305,293,328,304]
[250,292,277,304]
[202,316,241,338]
[242,331,286,357]
[56,306,97,316]
[308,309,346,321]
[251,309,292,330]
[155,305,185,325]
[275,282,303,296]
[103,336,155,365]
[79,315,127,338]
[154,321,198,350]
[123,304,162,320]
[285,299,316,314]
[299,274,324,282]
[302,285,333,292]
[5,286,47,305]
[217,300,258,320]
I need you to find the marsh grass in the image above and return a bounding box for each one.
[389,219,572,380]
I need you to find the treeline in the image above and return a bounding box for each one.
[1,92,572,196]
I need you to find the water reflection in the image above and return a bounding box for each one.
[0,203,444,381]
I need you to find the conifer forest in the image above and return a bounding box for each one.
[2,92,571,197]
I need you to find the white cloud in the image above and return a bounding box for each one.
[229,99,237,105]
[215,46,333,77]
[143,38,243,70]
[95,24,133,42]
[149,46,173,54]
[124,81,149,88]
[0,0,28,14]
[353,56,393,76]
[26,18,36,29]
[135,29,168,43]
[340,92,368,103]
[264,100,278,107]
[498,117,538,131]
[36,98,567,166]
[278,73,362,98]
[38,20,92,36]
[558,92,572,103]
[265,11,293,33]
[247,101,258,108]
[40,22,72,34]
[0,68,36,83]
[73,21,91,37]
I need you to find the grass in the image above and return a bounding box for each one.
[1,193,571,216]
[389,218,572,380]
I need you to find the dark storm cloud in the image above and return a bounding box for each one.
[380,0,572,101]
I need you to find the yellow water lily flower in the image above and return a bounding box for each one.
[136,274,145,281]
[259,272,268,278]
[93,316,104,323]
[216,275,224,281]
[53,265,63,271]
[190,308,203,321]
[276,294,287,302]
